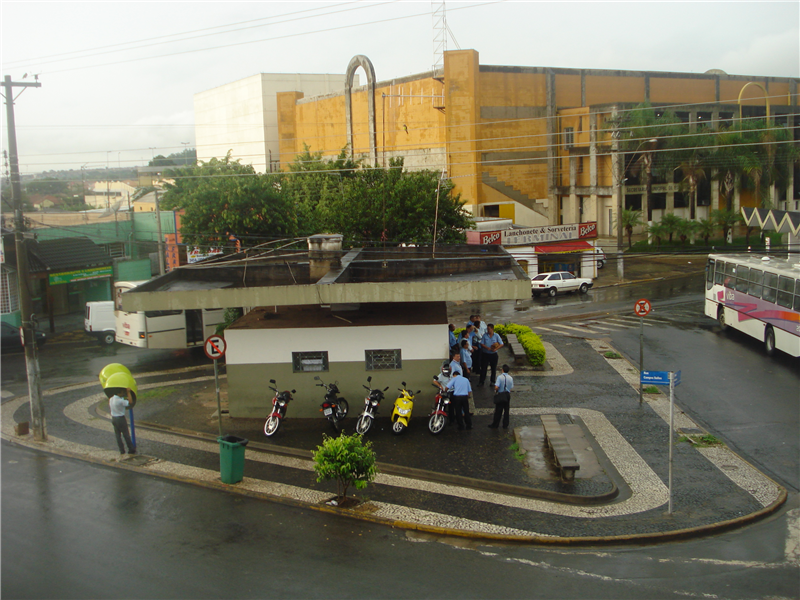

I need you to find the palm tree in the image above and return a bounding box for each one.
[675,217,698,245]
[613,103,681,222]
[678,153,707,220]
[646,221,668,248]
[695,218,716,246]
[711,209,740,245]
[660,212,682,243]
[615,209,643,249]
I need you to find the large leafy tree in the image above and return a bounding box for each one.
[287,153,473,245]
[281,146,359,236]
[160,154,297,249]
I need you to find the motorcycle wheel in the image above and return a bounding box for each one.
[264,415,280,437]
[329,417,340,433]
[355,414,372,435]
[428,414,446,434]
[391,420,406,435]
[336,399,349,420]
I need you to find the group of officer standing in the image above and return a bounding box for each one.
[439,315,515,430]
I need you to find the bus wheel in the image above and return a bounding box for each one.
[717,306,727,331]
[764,326,776,356]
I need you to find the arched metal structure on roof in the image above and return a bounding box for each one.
[344,55,377,166]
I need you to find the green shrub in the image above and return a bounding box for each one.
[312,433,378,499]
[454,323,546,366]
[494,323,546,366]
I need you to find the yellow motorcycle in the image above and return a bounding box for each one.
[390,382,420,435]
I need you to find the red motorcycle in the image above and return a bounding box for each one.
[264,379,295,437]
[314,375,349,432]
[428,384,451,435]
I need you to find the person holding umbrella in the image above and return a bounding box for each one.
[100,366,138,457]
[110,388,136,456]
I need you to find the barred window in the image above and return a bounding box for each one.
[101,242,126,259]
[1,266,19,314]
[292,351,328,373]
[365,349,402,371]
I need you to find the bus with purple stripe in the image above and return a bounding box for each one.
[705,253,800,358]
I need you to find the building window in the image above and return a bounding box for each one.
[674,192,688,208]
[1,266,20,314]
[697,179,711,206]
[563,127,574,149]
[577,157,584,174]
[625,194,642,211]
[652,193,667,210]
[292,351,329,373]
[102,242,126,259]
[365,349,402,371]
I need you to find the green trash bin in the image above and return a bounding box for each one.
[218,435,249,484]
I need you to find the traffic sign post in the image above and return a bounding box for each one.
[639,369,681,515]
[634,299,651,404]
[204,335,227,437]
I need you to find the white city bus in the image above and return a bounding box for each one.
[114,281,226,349]
[704,253,800,357]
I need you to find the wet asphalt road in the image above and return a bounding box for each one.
[3,442,797,600]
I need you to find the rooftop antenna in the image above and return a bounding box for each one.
[431,1,459,76]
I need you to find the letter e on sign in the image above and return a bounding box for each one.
[634,298,652,317]
[204,335,227,360]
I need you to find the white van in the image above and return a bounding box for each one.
[85,301,116,345]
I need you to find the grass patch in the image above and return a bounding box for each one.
[604,351,623,359]
[509,442,526,462]
[136,386,178,402]
[643,385,660,394]
[678,433,723,447]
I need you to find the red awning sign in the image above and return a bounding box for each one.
[534,241,593,254]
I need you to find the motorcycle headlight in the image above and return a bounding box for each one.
[371,400,379,406]
[398,408,410,415]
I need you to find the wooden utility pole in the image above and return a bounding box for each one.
[2,75,46,440]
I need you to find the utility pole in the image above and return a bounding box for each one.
[2,74,45,441]
[153,185,165,275]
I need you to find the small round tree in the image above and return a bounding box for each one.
[312,433,377,501]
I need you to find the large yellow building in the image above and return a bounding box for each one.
[277,50,798,235]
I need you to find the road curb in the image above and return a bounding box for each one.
[1,432,786,546]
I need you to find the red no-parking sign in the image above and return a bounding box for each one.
[634,298,652,317]
[204,335,227,360]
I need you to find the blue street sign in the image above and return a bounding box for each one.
[641,371,670,385]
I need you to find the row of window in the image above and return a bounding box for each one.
[711,260,800,311]
[0,266,20,315]
[292,349,402,373]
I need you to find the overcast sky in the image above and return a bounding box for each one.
[2,1,798,176]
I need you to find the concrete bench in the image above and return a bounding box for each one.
[507,334,527,365]
[540,415,580,482]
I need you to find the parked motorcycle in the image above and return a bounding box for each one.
[354,376,389,435]
[428,384,451,435]
[264,379,295,437]
[390,382,420,435]
[314,375,349,432]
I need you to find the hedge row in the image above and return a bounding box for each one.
[455,323,546,367]
[494,323,546,367]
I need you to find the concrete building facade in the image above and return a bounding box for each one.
[276,50,799,234]
[194,73,355,173]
